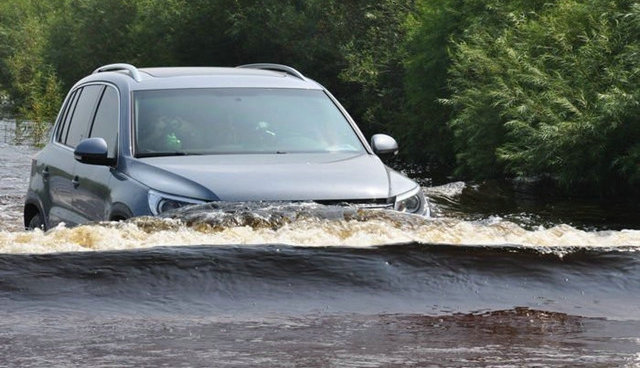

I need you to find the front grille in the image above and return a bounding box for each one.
[314,198,394,209]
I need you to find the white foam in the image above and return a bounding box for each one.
[424,181,466,198]
[1,216,639,255]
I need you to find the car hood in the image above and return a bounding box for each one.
[135,152,409,201]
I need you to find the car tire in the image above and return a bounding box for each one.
[109,203,133,222]
[27,212,45,231]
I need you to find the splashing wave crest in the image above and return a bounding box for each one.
[1,203,639,254]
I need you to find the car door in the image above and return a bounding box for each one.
[46,84,104,227]
[41,88,79,227]
[72,84,119,222]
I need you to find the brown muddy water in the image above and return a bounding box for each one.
[1,142,640,367]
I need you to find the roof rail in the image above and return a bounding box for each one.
[237,63,305,80]
[93,63,141,82]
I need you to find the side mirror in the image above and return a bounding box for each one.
[370,134,399,156]
[74,137,115,166]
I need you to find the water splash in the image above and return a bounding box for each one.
[424,181,466,198]
[0,142,38,232]
[1,203,639,255]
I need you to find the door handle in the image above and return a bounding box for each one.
[72,176,80,188]
[42,167,50,182]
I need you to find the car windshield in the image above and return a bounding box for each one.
[134,88,365,156]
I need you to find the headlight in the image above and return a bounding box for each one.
[394,186,424,214]
[148,190,205,215]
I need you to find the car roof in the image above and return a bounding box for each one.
[77,64,324,91]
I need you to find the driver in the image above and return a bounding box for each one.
[138,114,196,152]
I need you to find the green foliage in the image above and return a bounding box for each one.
[45,0,139,90]
[336,1,413,136]
[402,0,465,167]
[0,0,638,194]
[172,0,413,136]
[0,0,413,140]
[446,0,640,193]
[0,0,63,144]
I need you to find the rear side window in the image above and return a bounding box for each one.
[63,85,104,148]
[89,86,118,158]
[57,89,80,143]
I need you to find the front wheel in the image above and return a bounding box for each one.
[27,212,45,231]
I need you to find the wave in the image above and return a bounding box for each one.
[1,241,639,320]
[1,203,639,255]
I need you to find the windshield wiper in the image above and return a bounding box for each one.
[136,151,191,158]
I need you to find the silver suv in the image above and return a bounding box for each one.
[24,63,427,230]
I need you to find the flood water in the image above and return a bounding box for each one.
[1,141,640,367]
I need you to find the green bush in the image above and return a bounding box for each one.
[445,0,640,193]
[0,0,62,145]
[1,0,639,194]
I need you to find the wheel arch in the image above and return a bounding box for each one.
[23,200,46,230]
[108,202,134,221]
